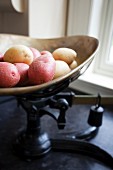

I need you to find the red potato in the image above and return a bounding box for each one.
[0,62,20,88]
[41,50,53,57]
[28,54,56,85]
[3,45,33,65]
[30,47,41,60]
[15,63,29,86]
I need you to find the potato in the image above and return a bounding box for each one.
[29,47,41,60]
[54,60,71,79]
[3,45,33,65]
[0,62,20,87]
[28,54,56,85]
[69,60,78,70]
[15,63,29,86]
[41,50,53,57]
[52,47,77,65]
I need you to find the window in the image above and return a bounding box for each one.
[67,0,113,95]
[92,0,113,78]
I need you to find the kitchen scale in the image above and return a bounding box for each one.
[0,34,113,168]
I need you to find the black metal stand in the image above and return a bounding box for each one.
[13,93,69,158]
[13,92,102,159]
[11,91,113,168]
[13,98,51,158]
[51,138,113,168]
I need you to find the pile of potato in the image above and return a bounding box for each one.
[0,45,78,88]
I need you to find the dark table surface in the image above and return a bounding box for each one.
[0,92,113,170]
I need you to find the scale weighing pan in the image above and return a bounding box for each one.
[0,34,99,96]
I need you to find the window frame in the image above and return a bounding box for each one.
[67,0,113,94]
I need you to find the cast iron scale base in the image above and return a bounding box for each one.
[12,90,113,168]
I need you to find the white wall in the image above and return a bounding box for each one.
[28,0,68,38]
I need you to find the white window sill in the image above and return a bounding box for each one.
[70,68,113,95]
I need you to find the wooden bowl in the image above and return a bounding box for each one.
[0,34,99,96]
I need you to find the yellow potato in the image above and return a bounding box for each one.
[3,45,33,65]
[52,47,77,65]
[54,60,71,79]
[69,60,78,70]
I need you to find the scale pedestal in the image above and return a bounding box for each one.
[13,91,103,160]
